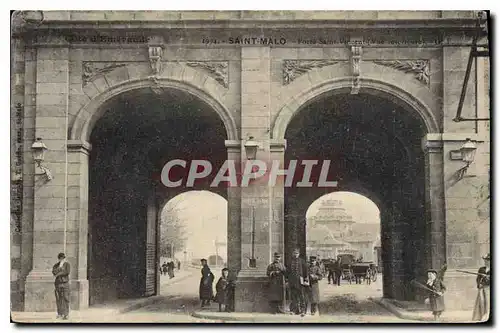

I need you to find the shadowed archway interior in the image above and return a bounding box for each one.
[284,92,428,301]
[88,88,227,305]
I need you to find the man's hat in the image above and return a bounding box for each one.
[427,268,438,274]
[200,258,207,262]
[273,252,281,258]
[309,256,317,262]
[483,253,491,261]
[57,253,66,259]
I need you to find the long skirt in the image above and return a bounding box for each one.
[472,287,490,321]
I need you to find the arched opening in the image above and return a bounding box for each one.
[158,191,227,301]
[87,87,228,306]
[284,91,428,302]
[306,192,383,302]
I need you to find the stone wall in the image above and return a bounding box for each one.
[12,10,489,312]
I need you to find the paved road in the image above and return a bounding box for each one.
[12,270,410,323]
[125,271,411,322]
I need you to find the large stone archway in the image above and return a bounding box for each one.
[275,82,446,303]
[25,76,238,311]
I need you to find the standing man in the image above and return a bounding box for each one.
[266,252,287,314]
[199,258,215,307]
[288,248,308,316]
[334,258,342,286]
[162,262,168,276]
[473,253,490,321]
[307,256,323,315]
[52,252,70,320]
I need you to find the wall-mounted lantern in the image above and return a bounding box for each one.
[450,138,477,179]
[31,137,53,181]
[460,138,477,165]
[244,136,259,161]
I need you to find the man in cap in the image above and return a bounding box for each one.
[473,253,490,321]
[266,252,287,314]
[288,248,308,316]
[307,256,323,315]
[52,252,70,320]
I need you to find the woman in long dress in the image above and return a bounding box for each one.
[199,259,214,307]
[472,253,490,322]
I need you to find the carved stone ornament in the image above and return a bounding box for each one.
[373,60,430,85]
[282,60,339,85]
[185,61,229,88]
[349,39,363,94]
[148,45,163,76]
[82,62,126,86]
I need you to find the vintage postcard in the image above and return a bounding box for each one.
[10,10,490,324]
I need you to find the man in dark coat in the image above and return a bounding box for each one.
[326,259,335,284]
[288,248,308,316]
[52,252,70,320]
[161,262,168,276]
[307,256,323,315]
[199,259,214,307]
[333,258,342,286]
[473,253,490,321]
[266,252,287,314]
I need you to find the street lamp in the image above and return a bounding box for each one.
[31,137,52,181]
[244,136,259,160]
[460,138,477,165]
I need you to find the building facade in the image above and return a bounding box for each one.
[11,10,490,313]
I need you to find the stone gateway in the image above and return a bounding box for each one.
[10,10,490,315]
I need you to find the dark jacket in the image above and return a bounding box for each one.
[52,261,70,285]
[199,265,214,300]
[267,262,287,301]
[477,266,490,288]
[427,278,445,313]
[215,276,229,304]
[288,257,308,288]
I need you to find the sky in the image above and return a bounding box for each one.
[164,191,228,262]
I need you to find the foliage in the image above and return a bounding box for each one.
[159,203,187,257]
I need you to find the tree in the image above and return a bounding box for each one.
[159,202,187,258]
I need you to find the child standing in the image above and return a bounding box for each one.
[215,268,230,312]
[426,268,446,321]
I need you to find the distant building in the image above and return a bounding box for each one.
[307,199,380,261]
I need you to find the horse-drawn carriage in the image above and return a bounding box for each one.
[336,253,378,284]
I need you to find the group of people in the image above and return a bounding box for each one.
[160,260,179,279]
[267,249,323,316]
[198,258,235,312]
[49,251,490,322]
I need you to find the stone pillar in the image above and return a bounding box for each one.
[269,140,286,258]
[421,136,446,271]
[225,140,242,280]
[234,46,273,312]
[424,133,486,310]
[24,39,72,311]
[66,141,91,310]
